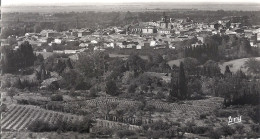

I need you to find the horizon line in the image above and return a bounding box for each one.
[3,2,260,7]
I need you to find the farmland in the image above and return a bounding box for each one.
[1,104,83,132]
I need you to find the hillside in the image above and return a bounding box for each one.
[219,57,260,74]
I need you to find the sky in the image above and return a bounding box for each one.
[2,0,260,6]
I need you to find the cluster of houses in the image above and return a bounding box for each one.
[1,14,260,56]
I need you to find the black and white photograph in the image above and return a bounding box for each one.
[0,0,260,138]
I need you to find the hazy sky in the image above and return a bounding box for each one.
[3,0,260,6]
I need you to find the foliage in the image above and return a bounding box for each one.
[1,41,36,73]
[169,62,188,101]
[207,128,223,139]
[126,54,146,76]
[127,83,137,94]
[106,80,120,96]
[244,58,260,75]
[116,130,137,138]
[183,57,200,75]
[59,69,91,90]
[202,60,221,77]
[50,94,63,101]
[75,51,108,78]
[248,105,260,123]
[28,117,93,133]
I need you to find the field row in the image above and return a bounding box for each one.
[147,101,212,113]
[65,97,141,108]
[1,105,83,131]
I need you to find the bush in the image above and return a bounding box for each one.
[207,128,223,139]
[0,104,7,113]
[89,87,98,97]
[106,80,120,96]
[215,109,234,117]
[200,114,207,119]
[51,94,63,101]
[28,120,54,132]
[28,117,93,133]
[248,105,260,123]
[116,130,137,138]
[146,130,166,138]
[144,105,156,112]
[127,83,137,94]
[90,127,114,138]
[251,124,260,133]
[192,126,211,134]
[221,125,235,137]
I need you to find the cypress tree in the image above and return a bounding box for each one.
[179,62,188,99]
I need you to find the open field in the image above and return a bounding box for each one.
[167,58,185,67]
[219,57,260,74]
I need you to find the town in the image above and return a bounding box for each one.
[0,3,260,139]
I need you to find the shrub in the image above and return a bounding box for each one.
[192,126,211,134]
[106,80,120,96]
[28,117,93,133]
[90,127,114,138]
[144,105,156,112]
[251,124,260,133]
[235,124,244,134]
[127,83,137,94]
[221,125,235,137]
[28,120,54,132]
[248,105,260,123]
[146,130,166,138]
[149,121,172,131]
[215,109,235,117]
[0,104,7,113]
[116,130,137,138]
[89,87,98,97]
[200,114,207,119]
[207,128,223,139]
[50,94,63,101]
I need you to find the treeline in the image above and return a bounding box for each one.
[215,70,260,106]
[1,41,36,73]
[28,117,93,133]
[185,35,255,63]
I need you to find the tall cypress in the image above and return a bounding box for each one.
[179,62,188,99]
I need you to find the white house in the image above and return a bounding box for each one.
[54,39,62,44]
[150,40,157,47]
[91,40,98,44]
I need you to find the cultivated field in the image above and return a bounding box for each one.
[1,131,90,139]
[1,104,83,132]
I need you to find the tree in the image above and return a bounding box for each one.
[75,52,108,78]
[169,62,188,101]
[224,65,232,77]
[54,22,68,32]
[7,88,16,102]
[50,94,63,101]
[34,23,42,33]
[126,54,146,76]
[203,60,221,77]
[106,80,119,96]
[244,58,260,75]
[183,57,199,75]
[0,41,36,73]
[179,62,188,99]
